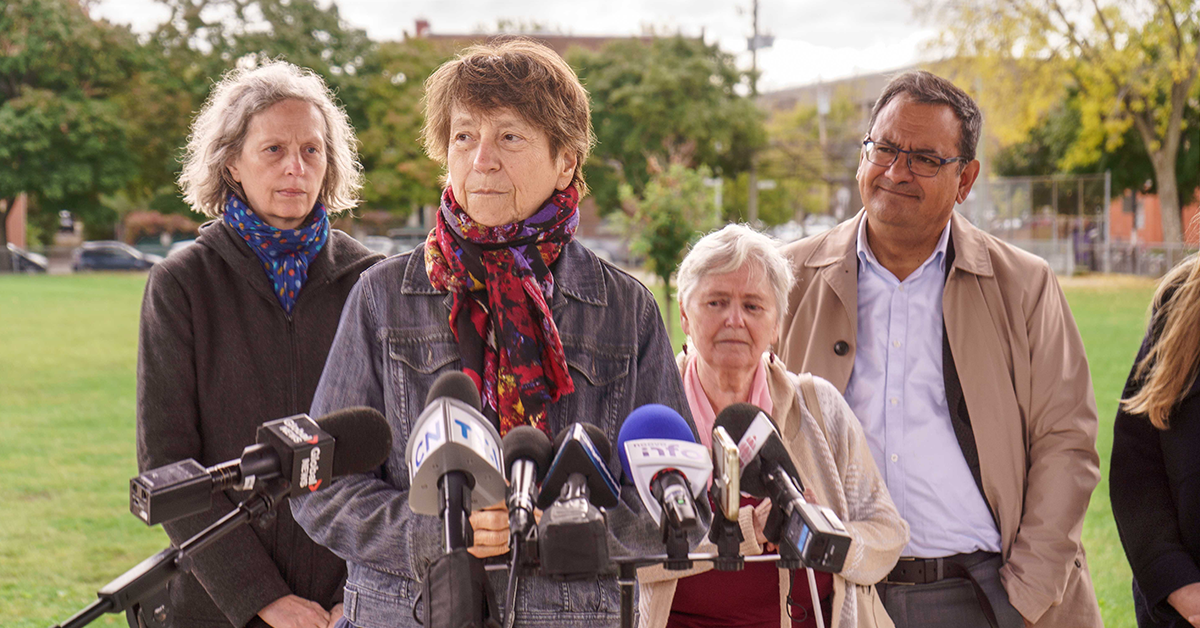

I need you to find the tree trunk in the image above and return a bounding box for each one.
[1153,154,1184,244]
[0,200,12,274]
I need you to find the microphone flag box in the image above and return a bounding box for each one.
[622,439,712,526]
[405,397,506,515]
[258,415,334,498]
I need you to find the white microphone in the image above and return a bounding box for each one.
[404,372,505,550]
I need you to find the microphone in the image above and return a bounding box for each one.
[714,403,852,573]
[502,426,553,539]
[536,423,619,579]
[617,405,711,569]
[405,371,506,551]
[130,407,392,526]
[708,425,745,570]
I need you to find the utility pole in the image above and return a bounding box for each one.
[746,0,761,224]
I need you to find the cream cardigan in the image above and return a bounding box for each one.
[637,355,908,628]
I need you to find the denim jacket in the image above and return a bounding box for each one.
[292,241,705,627]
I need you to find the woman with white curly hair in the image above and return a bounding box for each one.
[136,61,381,628]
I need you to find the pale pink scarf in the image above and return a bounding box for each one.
[683,352,774,448]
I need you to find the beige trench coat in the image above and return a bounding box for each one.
[777,210,1103,627]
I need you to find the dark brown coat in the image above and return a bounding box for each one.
[136,220,382,627]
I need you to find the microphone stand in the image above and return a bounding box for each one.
[51,479,292,628]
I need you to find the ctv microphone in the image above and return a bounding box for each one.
[405,371,506,551]
[708,425,744,570]
[617,404,711,569]
[130,407,392,526]
[503,425,553,539]
[537,423,620,578]
[714,403,852,573]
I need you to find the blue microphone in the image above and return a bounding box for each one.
[618,404,712,569]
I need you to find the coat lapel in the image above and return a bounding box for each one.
[803,212,862,392]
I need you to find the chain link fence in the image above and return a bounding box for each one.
[959,172,1196,278]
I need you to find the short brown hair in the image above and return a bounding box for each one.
[421,38,594,195]
[868,70,982,163]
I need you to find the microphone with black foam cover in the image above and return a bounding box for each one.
[536,423,620,579]
[502,425,553,539]
[130,407,392,526]
[405,371,505,552]
[617,404,711,569]
[714,403,852,573]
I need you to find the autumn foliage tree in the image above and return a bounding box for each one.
[919,0,1200,242]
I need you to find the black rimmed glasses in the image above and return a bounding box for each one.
[861,139,967,178]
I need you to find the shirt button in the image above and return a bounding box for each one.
[891,454,899,462]
[834,340,850,356]
[898,285,905,292]
[890,398,899,406]
[892,340,902,348]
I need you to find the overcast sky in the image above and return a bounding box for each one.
[93,0,939,91]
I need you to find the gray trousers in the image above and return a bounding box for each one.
[875,553,1025,628]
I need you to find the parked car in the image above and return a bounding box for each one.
[72,241,163,272]
[7,243,48,273]
[387,227,430,255]
[167,239,196,257]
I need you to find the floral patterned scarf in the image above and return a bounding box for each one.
[424,186,579,435]
[223,194,329,314]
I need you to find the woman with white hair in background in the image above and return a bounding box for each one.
[136,61,381,628]
[638,224,908,628]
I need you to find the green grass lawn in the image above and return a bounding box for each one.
[0,272,1158,626]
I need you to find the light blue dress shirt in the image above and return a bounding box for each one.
[844,217,1001,558]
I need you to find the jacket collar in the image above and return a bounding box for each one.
[402,239,608,311]
[804,209,994,279]
[198,219,381,307]
[803,210,861,270]
[947,210,994,278]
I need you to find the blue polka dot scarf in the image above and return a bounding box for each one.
[223,194,329,314]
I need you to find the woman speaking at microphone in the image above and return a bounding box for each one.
[637,225,908,628]
[137,62,382,628]
[291,39,694,627]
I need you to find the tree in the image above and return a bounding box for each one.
[124,0,377,217]
[0,0,139,270]
[751,90,865,224]
[570,37,766,215]
[620,162,721,331]
[995,92,1199,207]
[919,0,1200,242]
[354,39,449,215]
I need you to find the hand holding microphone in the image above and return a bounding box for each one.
[465,424,554,559]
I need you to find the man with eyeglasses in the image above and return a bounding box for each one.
[776,71,1102,628]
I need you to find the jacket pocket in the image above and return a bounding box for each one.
[343,575,419,628]
[556,344,633,437]
[385,332,461,430]
[515,576,621,622]
[858,583,894,628]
